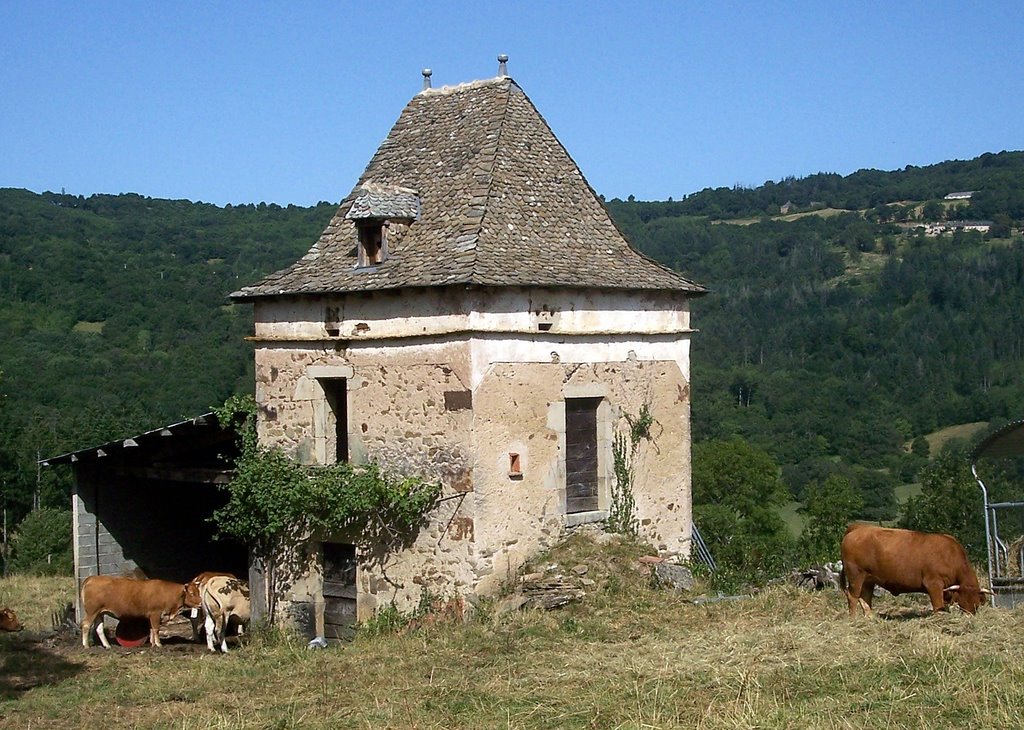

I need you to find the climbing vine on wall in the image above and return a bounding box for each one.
[607,404,655,538]
[211,395,442,618]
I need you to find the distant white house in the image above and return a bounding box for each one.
[925,220,992,236]
[943,191,975,201]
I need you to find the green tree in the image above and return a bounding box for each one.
[899,449,985,561]
[692,437,788,514]
[692,437,793,585]
[8,508,73,575]
[989,213,1012,238]
[922,200,945,222]
[799,475,862,564]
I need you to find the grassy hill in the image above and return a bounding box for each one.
[2,535,1022,728]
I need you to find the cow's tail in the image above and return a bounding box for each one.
[838,564,849,597]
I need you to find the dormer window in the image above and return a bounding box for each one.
[357,221,385,267]
[345,184,421,269]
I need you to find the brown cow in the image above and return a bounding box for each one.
[0,607,23,632]
[840,523,991,617]
[201,575,250,653]
[183,571,236,641]
[80,575,200,648]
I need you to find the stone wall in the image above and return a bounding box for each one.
[251,286,695,621]
[470,358,692,594]
[254,339,480,618]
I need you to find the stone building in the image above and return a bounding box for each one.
[230,61,706,636]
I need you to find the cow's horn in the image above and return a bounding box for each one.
[980,587,995,595]
[944,584,960,592]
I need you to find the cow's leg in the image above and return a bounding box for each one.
[81,614,96,648]
[149,614,162,647]
[925,579,947,612]
[204,611,217,652]
[217,614,229,653]
[844,570,868,617]
[95,616,112,649]
[859,582,875,617]
[189,610,203,642]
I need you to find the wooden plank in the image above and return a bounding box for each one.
[565,398,599,513]
[567,495,598,513]
[322,581,357,599]
[323,603,356,625]
[323,623,356,640]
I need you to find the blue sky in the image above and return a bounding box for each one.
[2,2,1022,206]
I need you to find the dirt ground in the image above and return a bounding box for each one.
[1,613,230,702]
[25,610,235,656]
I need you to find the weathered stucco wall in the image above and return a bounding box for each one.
[251,286,695,620]
[469,358,692,594]
[254,338,480,619]
[252,287,691,342]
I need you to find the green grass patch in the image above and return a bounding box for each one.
[3,541,1023,728]
[71,321,104,334]
[894,482,923,506]
[779,500,805,537]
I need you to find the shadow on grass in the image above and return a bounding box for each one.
[878,606,937,621]
[0,634,86,700]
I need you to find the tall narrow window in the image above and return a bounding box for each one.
[357,223,384,267]
[321,378,348,463]
[565,397,601,513]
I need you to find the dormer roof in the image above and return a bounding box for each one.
[346,184,421,221]
[232,76,705,300]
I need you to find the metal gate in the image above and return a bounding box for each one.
[972,419,1024,608]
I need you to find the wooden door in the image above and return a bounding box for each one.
[565,398,600,513]
[322,542,357,641]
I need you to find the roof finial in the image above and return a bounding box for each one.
[422,68,432,90]
[498,54,508,77]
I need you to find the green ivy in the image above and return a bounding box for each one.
[607,404,654,537]
[211,396,442,617]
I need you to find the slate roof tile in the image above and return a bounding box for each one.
[232,77,706,299]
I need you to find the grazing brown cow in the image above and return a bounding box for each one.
[80,575,200,648]
[840,523,991,617]
[183,571,237,641]
[0,607,23,632]
[201,575,250,653]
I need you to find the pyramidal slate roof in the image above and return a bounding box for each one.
[232,76,706,300]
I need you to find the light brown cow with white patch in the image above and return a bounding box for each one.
[80,575,199,648]
[0,607,23,632]
[183,571,237,641]
[201,575,250,653]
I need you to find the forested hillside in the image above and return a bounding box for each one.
[0,190,335,513]
[606,151,1024,532]
[2,151,1024,541]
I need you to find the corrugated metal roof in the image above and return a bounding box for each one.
[40,412,223,466]
[972,419,1024,461]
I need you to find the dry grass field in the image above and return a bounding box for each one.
[3,536,1024,729]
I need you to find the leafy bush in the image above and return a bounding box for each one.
[8,508,73,576]
[692,437,795,588]
[798,474,862,564]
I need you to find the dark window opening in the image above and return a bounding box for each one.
[565,397,600,513]
[357,222,385,267]
[321,378,348,463]
[325,306,341,337]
